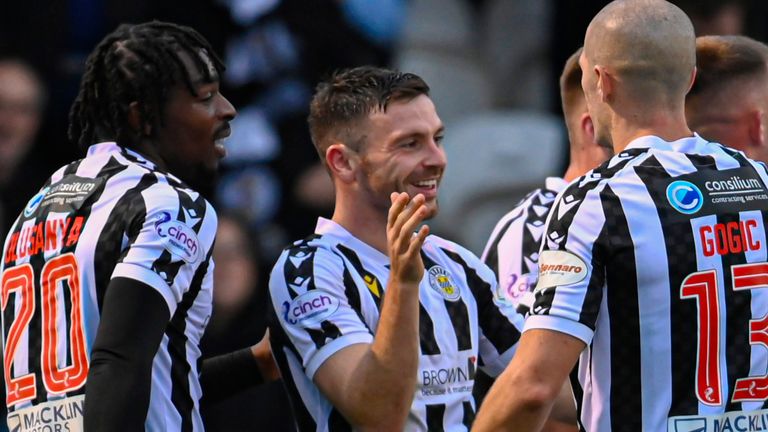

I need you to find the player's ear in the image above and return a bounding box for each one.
[581,112,595,144]
[595,65,614,103]
[326,143,358,183]
[127,101,152,136]
[748,109,765,149]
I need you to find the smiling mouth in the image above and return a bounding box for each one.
[413,179,438,189]
[213,124,231,158]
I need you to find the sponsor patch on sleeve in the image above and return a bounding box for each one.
[281,290,340,328]
[153,211,201,263]
[534,250,588,293]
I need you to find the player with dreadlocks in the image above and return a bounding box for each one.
[0,21,278,432]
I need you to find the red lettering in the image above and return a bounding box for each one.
[4,232,19,264]
[32,222,44,256]
[746,219,761,250]
[65,217,83,247]
[727,222,742,254]
[700,220,762,257]
[45,220,57,252]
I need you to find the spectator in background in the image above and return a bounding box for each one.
[0,58,46,240]
[200,212,295,431]
[686,35,768,163]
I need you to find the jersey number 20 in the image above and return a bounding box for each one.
[1,253,89,407]
[681,263,768,405]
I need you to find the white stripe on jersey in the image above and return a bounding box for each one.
[269,218,524,432]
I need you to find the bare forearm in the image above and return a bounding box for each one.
[340,280,420,428]
[473,371,553,432]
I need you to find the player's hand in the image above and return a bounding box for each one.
[251,329,280,382]
[387,192,430,285]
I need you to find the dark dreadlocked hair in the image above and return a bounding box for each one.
[68,21,225,152]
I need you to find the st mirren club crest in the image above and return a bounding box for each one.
[428,265,460,301]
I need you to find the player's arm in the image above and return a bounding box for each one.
[84,277,170,431]
[312,192,429,430]
[199,330,280,403]
[473,329,584,432]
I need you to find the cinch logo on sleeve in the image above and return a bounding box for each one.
[535,250,588,293]
[154,211,201,263]
[282,290,340,327]
[667,180,704,215]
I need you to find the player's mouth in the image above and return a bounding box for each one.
[410,177,440,198]
[213,124,231,159]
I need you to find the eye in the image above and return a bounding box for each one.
[400,140,418,149]
[434,135,445,146]
[199,91,214,101]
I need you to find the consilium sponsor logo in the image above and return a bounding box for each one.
[154,211,201,263]
[705,176,763,193]
[23,187,49,217]
[535,250,587,292]
[282,290,339,327]
[667,180,704,215]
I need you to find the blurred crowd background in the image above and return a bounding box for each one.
[1,0,768,430]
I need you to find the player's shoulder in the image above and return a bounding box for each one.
[425,234,485,269]
[275,233,342,269]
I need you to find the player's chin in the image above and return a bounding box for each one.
[423,199,439,220]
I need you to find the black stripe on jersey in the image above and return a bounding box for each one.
[307,321,343,350]
[419,303,441,355]
[337,244,383,310]
[426,404,445,431]
[266,301,319,432]
[717,210,752,412]
[282,236,322,300]
[337,254,373,334]
[462,400,475,428]
[570,370,585,432]
[601,184,643,430]
[95,172,158,310]
[442,248,520,354]
[634,155,699,416]
[422,251,472,351]
[483,208,528,275]
[520,191,555,275]
[548,151,643,250]
[62,159,83,176]
[167,244,212,432]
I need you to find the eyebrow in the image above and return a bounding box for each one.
[390,125,445,142]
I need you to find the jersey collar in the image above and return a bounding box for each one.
[315,217,390,266]
[623,133,710,153]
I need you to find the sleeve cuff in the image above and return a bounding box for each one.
[305,331,374,380]
[112,262,177,316]
[523,314,594,345]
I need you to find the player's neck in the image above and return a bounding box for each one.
[331,195,388,254]
[611,110,692,153]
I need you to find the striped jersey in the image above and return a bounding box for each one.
[481,177,567,314]
[527,134,768,431]
[0,142,217,431]
[269,218,524,432]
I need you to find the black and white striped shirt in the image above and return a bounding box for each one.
[529,134,768,431]
[269,218,524,431]
[481,177,567,313]
[1,142,216,431]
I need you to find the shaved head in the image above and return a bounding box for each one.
[584,0,695,106]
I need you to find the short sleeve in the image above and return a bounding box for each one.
[525,184,607,346]
[269,246,374,380]
[112,184,217,316]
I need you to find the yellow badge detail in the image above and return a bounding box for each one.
[364,274,381,298]
[428,265,461,301]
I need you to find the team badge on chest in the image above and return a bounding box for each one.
[428,265,460,301]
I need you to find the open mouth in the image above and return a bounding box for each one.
[413,179,438,190]
[213,124,231,157]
